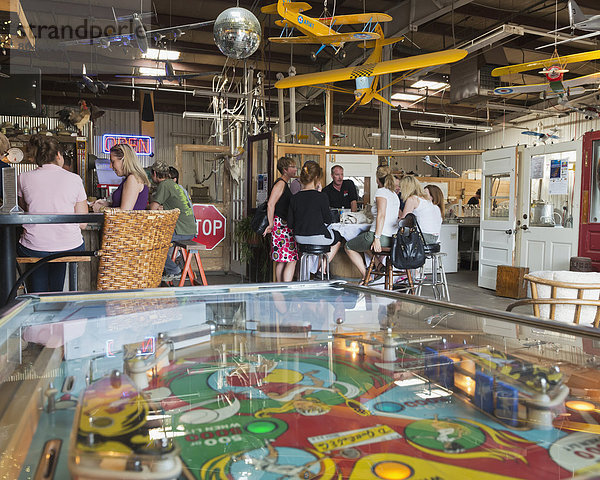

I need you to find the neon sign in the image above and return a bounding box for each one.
[102,134,153,156]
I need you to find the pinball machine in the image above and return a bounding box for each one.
[1,282,600,479]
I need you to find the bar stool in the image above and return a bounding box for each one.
[416,244,450,301]
[363,249,415,292]
[171,240,208,287]
[298,244,330,281]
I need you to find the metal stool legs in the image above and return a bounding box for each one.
[416,252,450,301]
[299,252,329,281]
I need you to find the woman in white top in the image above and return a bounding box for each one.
[345,166,400,279]
[399,175,442,244]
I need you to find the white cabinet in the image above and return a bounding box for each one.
[424,223,459,274]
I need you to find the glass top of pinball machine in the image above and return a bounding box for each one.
[1,281,600,480]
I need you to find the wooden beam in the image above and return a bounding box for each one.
[0,0,35,48]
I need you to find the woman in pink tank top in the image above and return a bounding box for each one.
[17,135,88,292]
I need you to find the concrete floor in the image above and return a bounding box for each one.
[202,268,523,315]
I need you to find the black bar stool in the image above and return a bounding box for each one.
[298,244,330,281]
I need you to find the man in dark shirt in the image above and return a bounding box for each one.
[467,188,481,206]
[322,165,358,211]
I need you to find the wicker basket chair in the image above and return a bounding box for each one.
[96,208,180,290]
[506,272,600,327]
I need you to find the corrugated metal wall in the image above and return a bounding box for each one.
[36,105,600,183]
[446,113,600,172]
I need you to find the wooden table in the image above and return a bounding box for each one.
[0,213,103,305]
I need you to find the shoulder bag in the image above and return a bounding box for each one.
[391,213,426,269]
[250,201,269,235]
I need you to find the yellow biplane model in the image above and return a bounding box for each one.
[275,24,468,110]
[492,50,600,103]
[262,0,392,59]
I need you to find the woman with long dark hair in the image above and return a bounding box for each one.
[17,135,88,292]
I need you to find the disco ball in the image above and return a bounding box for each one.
[213,7,261,60]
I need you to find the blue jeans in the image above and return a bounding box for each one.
[164,234,195,275]
[17,242,85,293]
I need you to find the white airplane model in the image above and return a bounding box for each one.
[61,8,213,54]
[422,155,460,177]
[537,0,600,50]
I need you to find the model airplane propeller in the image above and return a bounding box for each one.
[492,50,600,104]
[275,24,467,110]
[422,155,460,177]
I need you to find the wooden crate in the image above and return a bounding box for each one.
[496,265,530,299]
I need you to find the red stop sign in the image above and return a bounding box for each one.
[192,204,226,250]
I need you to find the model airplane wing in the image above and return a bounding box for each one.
[146,20,214,36]
[275,49,467,88]
[318,13,392,25]
[269,31,381,44]
[561,72,600,88]
[493,83,549,95]
[536,30,600,50]
[522,131,545,137]
[262,2,311,14]
[491,50,600,76]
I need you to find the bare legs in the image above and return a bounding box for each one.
[345,246,367,279]
[275,261,297,282]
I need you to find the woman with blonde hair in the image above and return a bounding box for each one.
[92,143,150,211]
[399,175,442,244]
[345,165,400,280]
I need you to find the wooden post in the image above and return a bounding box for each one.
[325,89,333,147]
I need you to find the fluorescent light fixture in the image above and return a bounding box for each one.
[142,48,180,60]
[139,67,165,76]
[411,119,493,132]
[391,92,424,102]
[369,132,440,143]
[183,111,280,122]
[411,80,449,90]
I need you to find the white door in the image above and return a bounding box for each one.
[478,147,519,289]
[516,141,581,272]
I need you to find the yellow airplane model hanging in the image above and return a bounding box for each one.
[261,0,392,59]
[492,50,600,102]
[275,24,468,110]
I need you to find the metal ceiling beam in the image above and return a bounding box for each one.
[386,0,476,40]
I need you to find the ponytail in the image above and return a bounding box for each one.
[376,165,395,191]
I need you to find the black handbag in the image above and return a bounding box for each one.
[391,213,426,269]
[250,202,269,235]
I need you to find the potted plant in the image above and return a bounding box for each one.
[234,217,270,282]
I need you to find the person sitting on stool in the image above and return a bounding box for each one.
[288,161,343,271]
[149,161,197,282]
[322,165,358,211]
